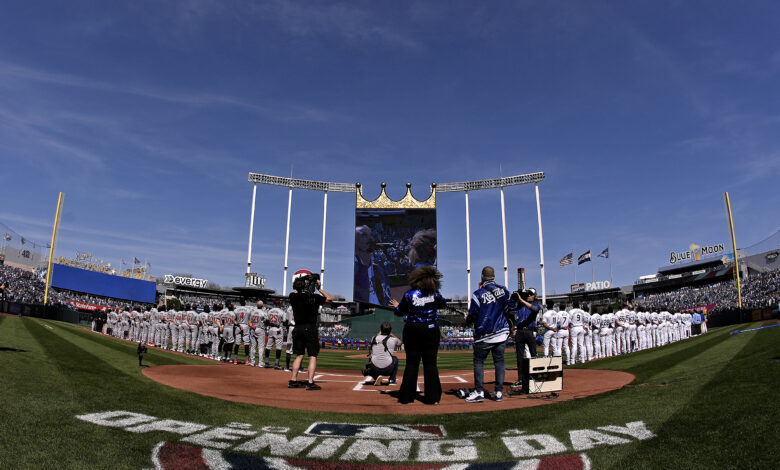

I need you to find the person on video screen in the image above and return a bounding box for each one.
[408,229,437,269]
[354,225,392,306]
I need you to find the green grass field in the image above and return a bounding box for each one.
[1,315,778,469]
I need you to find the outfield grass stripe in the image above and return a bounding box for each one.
[610,324,780,469]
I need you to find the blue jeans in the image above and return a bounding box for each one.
[473,341,505,393]
[367,356,399,382]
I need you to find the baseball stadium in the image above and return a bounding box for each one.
[2,3,780,469]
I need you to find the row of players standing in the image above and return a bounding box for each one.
[540,306,705,365]
[104,300,299,370]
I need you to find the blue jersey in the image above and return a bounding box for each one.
[394,289,446,324]
[467,280,512,343]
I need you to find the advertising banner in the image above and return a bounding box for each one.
[669,243,725,264]
[570,283,585,293]
[67,300,109,312]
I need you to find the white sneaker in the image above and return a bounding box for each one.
[494,391,503,402]
[465,390,484,403]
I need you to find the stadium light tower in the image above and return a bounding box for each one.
[247,173,355,294]
[437,171,546,306]
[247,171,546,304]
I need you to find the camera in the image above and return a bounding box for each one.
[293,273,320,294]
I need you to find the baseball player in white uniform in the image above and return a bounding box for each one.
[590,312,601,360]
[569,307,587,364]
[636,310,647,350]
[600,311,614,357]
[614,308,627,355]
[582,309,594,361]
[554,309,572,365]
[541,308,559,356]
[627,308,638,353]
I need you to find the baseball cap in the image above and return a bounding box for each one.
[526,287,537,296]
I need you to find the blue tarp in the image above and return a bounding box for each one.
[51,263,156,303]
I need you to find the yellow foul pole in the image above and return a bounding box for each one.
[724,192,742,309]
[44,192,65,305]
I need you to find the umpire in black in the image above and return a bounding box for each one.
[511,287,541,386]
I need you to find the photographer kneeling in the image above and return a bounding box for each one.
[363,322,402,386]
[288,271,332,391]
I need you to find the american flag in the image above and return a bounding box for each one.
[560,252,573,266]
[578,250,592,265]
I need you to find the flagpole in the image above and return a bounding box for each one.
[591,253,595,283]
[608,243,613,285]
[574,252,577,284]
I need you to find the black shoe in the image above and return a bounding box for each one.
[305,382,321,390]
[274,365,282,370]
[288,380,305,389]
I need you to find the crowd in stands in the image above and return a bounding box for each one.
[635,268,779,313]
[54,289,143,310]
[0,265,67,306]
[55,257,115,275]
[441,325,474,338]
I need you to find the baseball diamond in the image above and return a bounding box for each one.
[1,313,778,468]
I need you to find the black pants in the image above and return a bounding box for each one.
[515,328,537,381]
[399,322,441,404]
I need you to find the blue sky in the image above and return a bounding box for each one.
[1,1,778,300]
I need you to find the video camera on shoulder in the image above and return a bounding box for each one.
[293,272,321,294]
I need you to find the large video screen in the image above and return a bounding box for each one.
[51,263,157,303]
[353,209,437,306]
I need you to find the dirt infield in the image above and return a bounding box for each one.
[144,364,634,415]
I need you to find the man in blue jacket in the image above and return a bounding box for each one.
[464,266,515,402]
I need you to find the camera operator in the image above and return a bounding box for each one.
[288,271,332,390]
[511,287,541,388]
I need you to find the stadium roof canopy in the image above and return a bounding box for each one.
[658,256,724,275]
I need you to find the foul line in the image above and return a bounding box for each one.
[729,323,780,335]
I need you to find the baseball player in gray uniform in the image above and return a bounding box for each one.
[209,304,222,360]
[195,306,209,356]
[185,306,198,354]
[283,305,295,371]
[234,300,252,363]
[264,306,285,369]
[221,304,236,362]
[168,308,179,351]
[248,301,267,367]
[119,308,130,340]
[141,307,151,345]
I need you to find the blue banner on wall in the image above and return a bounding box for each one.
[51,264,156,303]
